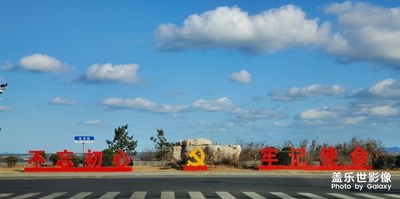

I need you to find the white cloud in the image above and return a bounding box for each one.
[233,108,281,120]
[1,61,14,70]
[155,2,400,68]
[230,70,251,84]
[269,84,345,101]
[299,108,339,120]
[155,5,330,53]
[368,79,400,98]
[361,105,399,117]
[351,79,400,100]
[49,97,76,106]
[325,2,400,68]
[192,97,233,111]
[0,106,10,112]
[83,63,139,84]
[18,54,69,73]
[82,119,103,126]
[102,97,190,113]
[342,116,367,125]
[102,96,236,113]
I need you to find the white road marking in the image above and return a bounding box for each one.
[68,192,92,199]
[355,193,386,199]
[11,193,40,199]
[243,192,266,199]
[326,193,357,199]
[216,192,236,199]
[161,191,175,199]
[40,192,67,199]
[130,192,147,199]
[99,192,120,199]
[270,192,296,199]
[385,194,400,198]
[0,193,12,197]
[298,192,327,199]
[188,191,206,199]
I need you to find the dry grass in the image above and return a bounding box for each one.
[133,166,177,172]
[0,166,24,174]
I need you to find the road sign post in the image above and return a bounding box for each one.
[74,136,94,167]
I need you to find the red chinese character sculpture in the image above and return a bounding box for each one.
[289,148,307,166]
[112,150,130,167]
[24,148,133,172]
[260,147,278,166]
[85,149,103,168]
[350,146,369,166]
[320,146,338,166]
[28,150,46,168]
[56,149,75,167]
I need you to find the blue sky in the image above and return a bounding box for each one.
[1,1,399,153]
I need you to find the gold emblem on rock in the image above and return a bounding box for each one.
[187,147,205,166]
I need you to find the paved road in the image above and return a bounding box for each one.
[0,176,398,198]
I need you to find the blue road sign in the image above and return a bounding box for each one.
[74,136,95,143]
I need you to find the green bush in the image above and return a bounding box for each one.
[49,154,82,167]
[71,154,83,167]
[396,155,400,168]
[4,156,18,167]
[49,154,59,165]
[277,147,292,165]
[373,154,396,170]
[102,149,115,167]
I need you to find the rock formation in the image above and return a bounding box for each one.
[172,138,241,164]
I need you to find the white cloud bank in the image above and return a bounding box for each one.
[3,54,70,73]
[230,70,251,84]
[155,5,330,53]
[82,119,103,126]
[368,79,400,98]
[325,1,400,67]
[102,97,190,113]
[352,79,400,99]
[233,108,281,120]
[299,107,339,120]
[82,63,140,84]
[156,2,400,69]
[359,104,399,117]
[49,97,77,106]
[102,96,281,121]
[192,97,233,111]
[269,84,345,101]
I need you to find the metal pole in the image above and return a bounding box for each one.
[82,143,85,167]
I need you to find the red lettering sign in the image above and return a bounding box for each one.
[350,146,369,166]
[28,150,46,168]
[112,150,130,167]
[85,149,103,168]
[260,147,278,166]
[258,146,372,171]
[56,149,75,167]
[289,148,307,166]
[320,146,338,166]
[24,149,133,172]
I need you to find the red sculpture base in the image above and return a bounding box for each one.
[258,165,372,171]
[24,167,133,172]
[183,165,208,171]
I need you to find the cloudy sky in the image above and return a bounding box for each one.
[1,0,399,153]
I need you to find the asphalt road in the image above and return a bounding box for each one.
[0,176,399,198]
